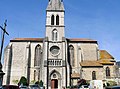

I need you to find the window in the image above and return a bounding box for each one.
[52,29,58,41]
[34,45,42,67]
[34,70,36,81]
[106,67,110,77]
[92,71,96,80]
[69,45,75,67]
[34,70,40,81]
[51,15,54,25]
[34,45,42,81]
[50,46,60,55]
[56,15,59,25]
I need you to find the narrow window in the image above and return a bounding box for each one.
[52,29,58,41]
[34,70,36,81]
[92,71,96,80]
[106,67,110,77]
[34,45,42,67]
[38,70,40,80]
[69,45,75,67]
[51,15,54,25]
[56,15,59,25]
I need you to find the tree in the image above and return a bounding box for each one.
[18,76,28,86]
[39,80,43,87]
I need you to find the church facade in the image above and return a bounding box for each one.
[3,0,116,89]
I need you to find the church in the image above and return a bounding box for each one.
[3,0,117,89]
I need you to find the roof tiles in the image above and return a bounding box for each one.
[80,61,103,67]
[100,50,114,59]
[10,38,44,42]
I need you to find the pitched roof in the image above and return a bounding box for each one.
[80,61,103,67]
[71,73,80,78]
[100,50,114,59]
[10,38,44,42]
[98,59,115,65]
[67,38,97,43]
[97,50,115,65]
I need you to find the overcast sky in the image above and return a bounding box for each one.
[0,0,120,62]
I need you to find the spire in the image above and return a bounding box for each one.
[47,0,64,11]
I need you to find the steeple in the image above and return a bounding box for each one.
[46,0,65,41]
[47,0,64,11]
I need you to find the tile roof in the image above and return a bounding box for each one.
[10,38,97,43]
[100,50,114,59]
[67,38,97,43]
[10,38,44,42]
[97,50,115,65]
[80,61,103,67]
[98,59,115,65]
[71,73,80,78]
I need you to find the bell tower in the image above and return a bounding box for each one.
[46,0,65,41]
[43,0,69,89]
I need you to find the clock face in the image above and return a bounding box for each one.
[50,46,60,56]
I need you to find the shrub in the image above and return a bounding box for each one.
[35,81,39,85]
[107,81,117,86]
[12,80,19,84]
[66,86,70,88]
[18,76,28,86]
[35,80,44,87]
[39,80,43,87]
[30,80,36,84]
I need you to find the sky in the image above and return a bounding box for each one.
[0,0,120,62]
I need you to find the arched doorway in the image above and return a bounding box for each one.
[51,79,58,89]
[49,70,61,89]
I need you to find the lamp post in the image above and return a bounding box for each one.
[0,20,9,86]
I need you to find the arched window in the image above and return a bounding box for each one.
[34,45,42,67]
[56,15,59,25]
[52,29,58,41]
[69,45,75,67]
[34,70,40,81]
[106,67,110,77]
[92,71,96,80]
[34,70,36,81]
[51,15,54,25]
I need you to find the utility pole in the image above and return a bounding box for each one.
[0,20,9,86]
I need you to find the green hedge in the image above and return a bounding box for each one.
[107,81,117,86]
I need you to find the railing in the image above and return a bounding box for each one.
[48,59,62,66]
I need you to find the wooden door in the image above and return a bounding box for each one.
[51,79,58,89]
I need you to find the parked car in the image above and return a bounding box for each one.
[2,85,20,89]
[106,86,120,89]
